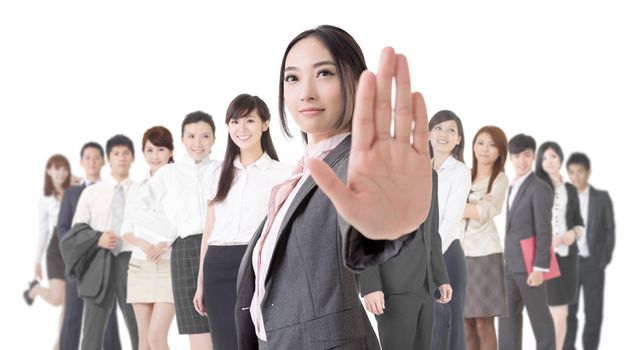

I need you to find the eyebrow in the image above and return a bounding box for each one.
[285,60,337,71]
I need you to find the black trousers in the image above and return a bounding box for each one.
[564,257,606,350]
[432,239,467,350]
[375,284,435,350]
[60,278,121,350]
[203,245,247,350]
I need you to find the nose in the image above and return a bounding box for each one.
[300,79,317,102]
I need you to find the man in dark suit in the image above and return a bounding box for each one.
[499,134,556,350]
[57,142,121,350]
[359,171,451,350]
[564,153,615,350]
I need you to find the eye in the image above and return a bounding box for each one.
[284,74,297,82]
[247,118,255,124]
[434,126,442,131]
[317,69,334,78]
[229,120,238,124]
[188,134,194,139]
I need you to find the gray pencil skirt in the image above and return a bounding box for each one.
[463,253,508,318]
[171,234,210,335]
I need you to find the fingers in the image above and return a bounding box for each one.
[412,92,430,153]
[393,54,414,143]
[306,158,352,215]
[374,47,397,140]
[193,294,206,316]
[351,70,376,152]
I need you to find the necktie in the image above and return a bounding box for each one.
[110,184,125,255]
[507,185,514,211]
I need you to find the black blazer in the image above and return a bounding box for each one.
[505,173,554,273]
[358,171,449,297]
[585,186,615,269]
[56,183,87,239]
[562,182,585,256]
[234,136,415,350]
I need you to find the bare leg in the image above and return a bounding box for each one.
[465,318,480,350]
[29,279,65,306]
[188,333,213,350]
[148,302,176,350]
[475,317,497,350]
[549,305,568,350]
[53,304,64,350]
[133,303,154,350]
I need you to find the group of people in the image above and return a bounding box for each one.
[24,24,614,350]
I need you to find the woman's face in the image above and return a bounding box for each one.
[143,140,172,174]
[283,36,343,144]
[430,120,461,156]
[541,147,562,176]
[181,121,215,162]
[473,132,500,166]
[47,165,69,187]
[228,111,268,153]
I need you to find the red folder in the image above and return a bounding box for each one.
[520,236,561,281]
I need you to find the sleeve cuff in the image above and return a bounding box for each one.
[533,266,550,273]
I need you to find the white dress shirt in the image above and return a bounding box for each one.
[577,187,590,257]
[206,153,292,246]
[121,173,175,260]
[552,184,570,256]
[72,176,135,252]
[508,171,532,210]
[436,156,472,253]
[35,195,60,263]
[149,154,220,241]
[250,132,350,341]
[460,172,509,257]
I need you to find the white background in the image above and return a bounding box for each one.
[1,0,631,348]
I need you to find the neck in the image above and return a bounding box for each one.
[239,146,264,167]
[433,152,452,171]
[53,184,64,197]
[111,172,128,183]
[307,129,348,145]
[86,174,100,183]
[549,173,562,186]
[515,170,530,181]
[477,162,494,177]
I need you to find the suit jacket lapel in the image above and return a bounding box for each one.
[507,173,535,230]
[586,186,597,246]
[264,136,351,284]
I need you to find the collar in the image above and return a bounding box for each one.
[182,153,212,166]
[512,171,532,188]
[435,155,459,172]
[305,132,351,161]
[106,175,132,190]
[233,152,273,171]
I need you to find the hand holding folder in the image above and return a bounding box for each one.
[520,236,561,281]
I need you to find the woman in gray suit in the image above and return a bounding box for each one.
[234,25,442,349]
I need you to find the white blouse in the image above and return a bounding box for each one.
[35,195,60,263]
[121,174,175,260]
[206,153,292,246]
[459,172,509,257]
[436,156,472,253]
[552,183,570,256]
[149,154,220,241]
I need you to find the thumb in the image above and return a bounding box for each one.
[306,158,353,212]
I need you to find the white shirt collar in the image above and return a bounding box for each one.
[305,132,351,161]
[182,153,212,166]
[106,175,132,190]
[233,153,273,171]
[435,155,459,172]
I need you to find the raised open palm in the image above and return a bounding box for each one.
[307,47,433,240]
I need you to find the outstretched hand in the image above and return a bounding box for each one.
[307,47,433,240]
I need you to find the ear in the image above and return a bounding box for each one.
[263,120,270,132]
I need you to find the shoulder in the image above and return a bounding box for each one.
[65,185,84,196]
[593,187,612,202]
[494,171,509,185]
[532,175,553,195]
[565,182,578,196]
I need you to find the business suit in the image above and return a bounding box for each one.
[499,172,556,350]
[564,186,615,350]
[359,171,449,350]
[57,184,120,350]
[235,136,415,349]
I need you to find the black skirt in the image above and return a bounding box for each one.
[46,228,65,280]
[546,251,579,306]
[171,234,210,334]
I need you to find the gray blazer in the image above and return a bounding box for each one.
[234,136,415,349]
[57,183,87,239]
[504,172,554,273]
[359,171,449,297]
[585,186,615,269]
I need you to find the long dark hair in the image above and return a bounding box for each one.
[44,154,71,197]
[428,110,466,162]
[535,141,564,191]
[278,25,367,142]
[471,126,508,193]
[211,94,279,205]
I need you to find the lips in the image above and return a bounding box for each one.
[236,135,252,141]
[299,107,325,116]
